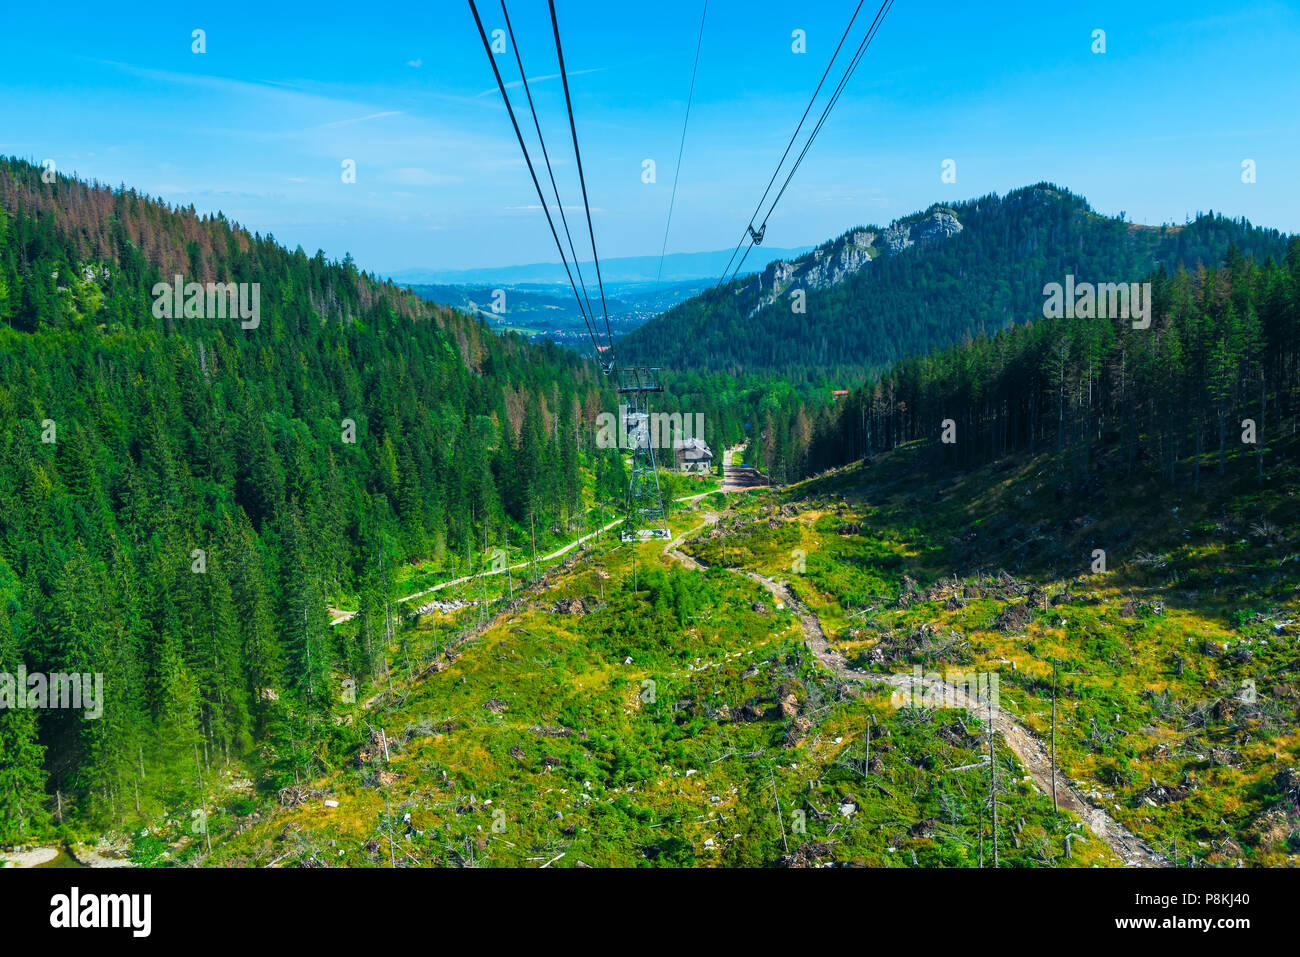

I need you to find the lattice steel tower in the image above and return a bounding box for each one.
[618,366,670,541]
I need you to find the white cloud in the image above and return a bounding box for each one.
[319,110,403,128]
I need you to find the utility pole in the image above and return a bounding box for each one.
[863,715,872,782]
[1051,657,1059,815]
[194,743,212,855]
[988,692,999,868]
[770,769,788,855]
[530,509,538,585]
[481,522,489,626]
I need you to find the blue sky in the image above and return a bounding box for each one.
[2,0,1297,275]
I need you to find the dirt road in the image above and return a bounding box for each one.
[665,526,1167,867]
[720,445,772,493]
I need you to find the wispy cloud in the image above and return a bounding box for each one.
[476,67,604,98]
[506,204,603,214]
[319,110,403,128]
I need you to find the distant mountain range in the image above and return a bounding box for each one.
[618,184,1294,383]
[387,245,814,287]
[397,245,815,348]
[402,278,707,350]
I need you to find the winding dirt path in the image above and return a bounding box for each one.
[331,518,628,626]
[666,525,1167,868]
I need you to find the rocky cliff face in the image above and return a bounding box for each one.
[742,209,963,315]
[880,210,963,254]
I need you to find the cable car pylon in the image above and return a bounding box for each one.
[618,366,670,542]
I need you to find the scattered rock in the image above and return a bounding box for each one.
[1207,747,1240,768]
[1225,646,1254,665]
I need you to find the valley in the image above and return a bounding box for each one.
[2,153,1299,872]
[41,428,1294,870]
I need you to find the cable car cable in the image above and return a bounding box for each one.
[468,0,605,360]
[715,0,868,289]
[500,0,599,333]
[761,0,893,229]
[549,0,616,370]
[654,0,709,289]
[719,0,894,289]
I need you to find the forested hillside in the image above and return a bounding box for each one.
[620,185,1292,385]
[743,234,1300,502]
[0,156,654,838]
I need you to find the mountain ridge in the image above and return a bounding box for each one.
[619,184,1294,383]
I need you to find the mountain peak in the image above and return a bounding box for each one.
[618,184,1292,380]
[738,210,964,316]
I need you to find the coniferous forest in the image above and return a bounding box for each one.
[0,156,650,834]
[748,238,1300,494]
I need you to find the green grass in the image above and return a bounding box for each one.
[177,432,1300,868]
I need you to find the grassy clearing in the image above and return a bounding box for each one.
[680,438,1300,866]
[174,434,1300,868]
[196,497,1094,867]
